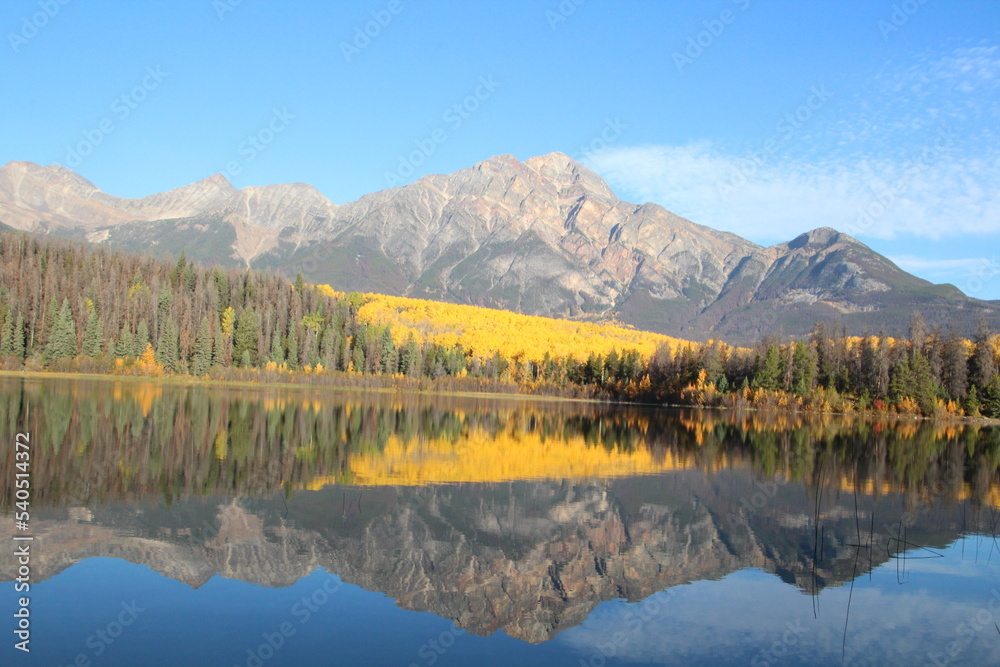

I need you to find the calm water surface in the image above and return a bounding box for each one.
[2,376,1000,666]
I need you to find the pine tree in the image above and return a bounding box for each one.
[44,299,77,363]
[82,310,103,357]
[191,317,214,376]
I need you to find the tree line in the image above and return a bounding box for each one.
[0,231,998,418]
[3,377,998,510]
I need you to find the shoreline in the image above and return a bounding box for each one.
[3,369,998,425]
[0,369,601,406]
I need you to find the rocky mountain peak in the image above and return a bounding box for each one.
[524,151,618,201]
[0,160,101,200]
[785,226,854,250]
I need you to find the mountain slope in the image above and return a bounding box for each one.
[1,156,996,343]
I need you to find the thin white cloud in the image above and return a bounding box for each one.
[889,254,993,275]
[583,142,1000,243]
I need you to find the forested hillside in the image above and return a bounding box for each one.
[0,231,998,418]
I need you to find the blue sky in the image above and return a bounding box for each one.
[3,0,999,297]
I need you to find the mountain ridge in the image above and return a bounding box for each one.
[1,155,995,343]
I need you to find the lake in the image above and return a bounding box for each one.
[2,375,1000,666]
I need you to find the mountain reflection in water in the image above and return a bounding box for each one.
[1,376,999,665]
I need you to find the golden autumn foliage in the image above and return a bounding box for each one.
[316,286,688,363]
[307,428,707,487]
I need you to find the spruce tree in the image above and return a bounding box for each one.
[135,320,151,357]
[155,317,180,372]
[269,329,285,365]
[156,286,173,337]
[890,355,913,401]
[286,327,299,370]
[0,309,13,356]
[11,312,25,361]
[909,350,939,415]
[753,345,782,390]
[791,341,817,396]
[233,307,259,367]
[965,385,981,418]
[191,317,214,376]
[82,310,103,357]
[970,320,997,390]
[380,327,397,374]
[983,377,1000,419]
[319,326,339,368]
[118,325,135,359]
[401,336,420,376]
[213,327,226,369]
[44,299,77,363]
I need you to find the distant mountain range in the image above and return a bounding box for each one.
[1,156,996,343]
